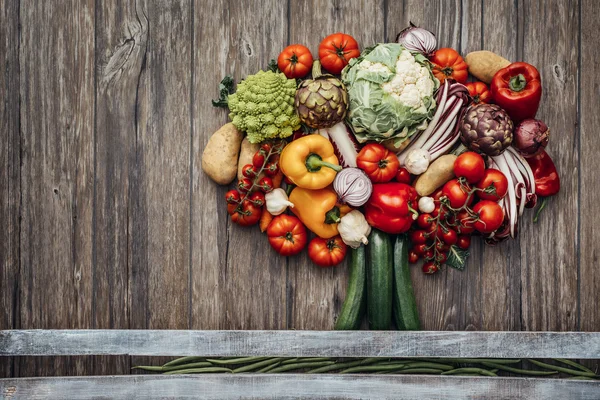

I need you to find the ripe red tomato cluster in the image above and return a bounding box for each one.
[225,144,281,227]
[409,152,509,274]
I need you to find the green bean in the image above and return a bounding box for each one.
[258,361,282,373]
[528,359,599,378]
[391,368,444,374]
[423,358,521,365]
[480,361,557,376]
[308,358,380,373]
[233,358,283,373]
[340,364,411,374]
[268,361,335,373]
[207,356,269,365]
[401,362,454,371]
[132,366,166,372]
[162,356,205,367]
[164,367,232,375]
[442,368,497,377]
[281,357,331,365]
[553,359,595,374]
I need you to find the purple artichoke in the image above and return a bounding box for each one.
[460,104,514,156]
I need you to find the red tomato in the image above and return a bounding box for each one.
[408,251,420,263]
[410,230,428,245]
[356,143,399,183]
[417,213,433,229]
[457,235,471,250]
[413,244,428,256]
[229,200,263,227]
[442,179,473,208]
[267,214,308,256]
[252,152,266,169]
[431,205,447,219]
[454,152,485,184]
[395,167,411,184]
[318,33,360,75]
[436,252,448,264]
[264,162,279,177]
[465,81,492,104]
[435,241,449,252]
[424,250,434,260]
[225,189,241,204]
[431,188,444,202]
[247,191,265,207]
[440,229,458,245]
[422,261,439,274]
[456,210,475,234]
[476,169,509,200]
[308,236,347,267]
[277,44,314,79]
[472,200,504,233]
[237,178,253,193]
[258,176,274,193]
[242,164,258,179]
[430,48,468,84]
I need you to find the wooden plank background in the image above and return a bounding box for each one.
[0,0,598,377]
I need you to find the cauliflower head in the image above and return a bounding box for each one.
[228,70,300,144]
[342,43,439,146]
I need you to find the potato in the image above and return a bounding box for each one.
[465,51,511,84]
[382,137,412,154]
[201,123,244,185]
[414,154,457,196]
[237,137,261,180]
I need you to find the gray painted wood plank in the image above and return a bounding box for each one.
[18,0,96,377]
[0,0,20,379]
[287,0,384,330]
[1,374,599,400]
[1,330,599,358]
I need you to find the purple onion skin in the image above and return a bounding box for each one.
[513,119,549,158]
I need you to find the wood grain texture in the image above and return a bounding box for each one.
[287,0,384,330]
[93,0,149,375]
[2,330,599,358]
[2,374,600,400]
[479,0,522,331]
[0,0,20,380]
[18,0,96,377]
[191,0,288,331]
[519,0,579,332]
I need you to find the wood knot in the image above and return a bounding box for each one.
[553,64,565,84]
[242,39,253,57]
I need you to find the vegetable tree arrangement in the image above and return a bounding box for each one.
[202,27,560,331]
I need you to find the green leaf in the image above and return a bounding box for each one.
[211,75,235,108]
[446,245,469,271]
[267,59,280,73]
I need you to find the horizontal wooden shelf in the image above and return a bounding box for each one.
[1,330,599,359]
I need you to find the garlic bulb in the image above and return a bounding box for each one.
[418,196,435,213]
[338,210,371,249]
[265,188,294,215]
[404,148,431,175]
[333,168,373,207]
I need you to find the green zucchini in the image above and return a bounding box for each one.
[393,235,421,330]
[366,229,393,330]
[334,245,367,330]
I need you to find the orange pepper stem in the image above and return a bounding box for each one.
[509,74,527,92]
[324,206,341,224]
[305,153,342,173]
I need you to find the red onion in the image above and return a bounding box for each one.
[513,118,549,158]
[333,168,372,207]
[396,23,437,57]
[319,122,361,168]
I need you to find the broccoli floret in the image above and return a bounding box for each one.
[228,70,300,143]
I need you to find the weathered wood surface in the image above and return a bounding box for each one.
[1,375,599,400]
[1,0,599,378]
[2,330,600,359]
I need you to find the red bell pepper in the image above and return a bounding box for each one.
[525,150,560,197]
[491,62,542,123]
[364,182,418,234]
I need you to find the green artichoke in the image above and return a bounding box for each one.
[460,104,514,156]
[295,61,348,129]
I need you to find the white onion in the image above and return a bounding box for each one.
[396,23,437,57]
[333,168,373,207]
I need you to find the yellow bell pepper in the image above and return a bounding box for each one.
[289,186,351,239]
[279,134,341,190]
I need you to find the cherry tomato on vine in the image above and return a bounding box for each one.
[229,199,263,227]
[424,250,434,261]
[430,48,468,83]
[417,213,433,229]
[242,164,258,179]
[264,162,279,177]
[260,143,272,154]
[441,228,458,245]
[408,251,420,264]
[248,191,265,207]
[422,261,439,274]
[457,235,471,250]
[277,44,314,79]
[436,252,448,264]
[456,210,476,234]
[476,169,509,201]
[308,236,347,267]
[410,230,428,245]
[454,152,485,184]
[431,205,447,219]
[252,152,266,169]
[258,176,274,193]
[473,200,504,233]
[431,188,444,202]
[395,167,411,184]
[442,179,473,208]
[413,244,428,256]
[237,178,253,193]
[435,241,449,252]
[267,214,307,256]
[318,33,360,75]
[225,189,241,204]
[356,143,399,183]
